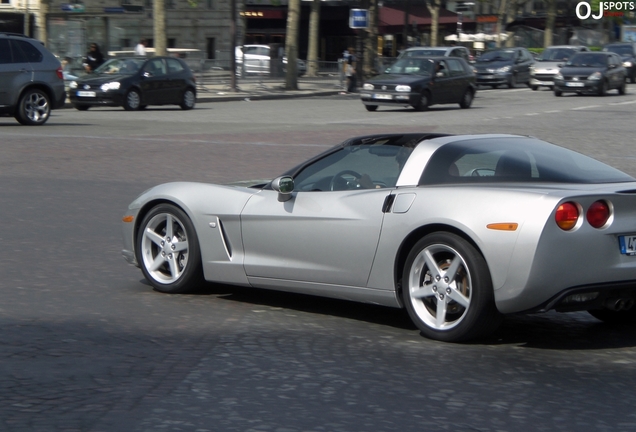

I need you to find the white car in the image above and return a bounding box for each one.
[235,45,306,76]
[529,45,589,90]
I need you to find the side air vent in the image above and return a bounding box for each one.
[218,219,232,258]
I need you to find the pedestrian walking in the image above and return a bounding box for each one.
[344,46,357,93]
[135,38,147,56]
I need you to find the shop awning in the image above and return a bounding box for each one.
[379,6,472,30]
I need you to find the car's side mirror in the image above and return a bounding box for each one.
[143,71,152,78]
[557,63,563,68]
[436,72,444,78]
[271,176,294,202]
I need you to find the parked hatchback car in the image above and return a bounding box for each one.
[529,45,589,90]
[68,56,197,111]
[398,46,472,63]
[0,33,66,125]
[474,47,534,88]
[235,45,307,76]
[360,56,476,111]
[603,42,636,83]
[553,51,626,96]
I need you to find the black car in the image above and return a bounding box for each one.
[474,47,534,88]
[603,42,636,83]
[360,56,476,112]
[68,56,197,111]
[398,46,472,63]
[553,52,626,96]
[0,32,66,125]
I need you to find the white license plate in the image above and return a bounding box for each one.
[77,91,96,97]
[566,82,585,87]
[373,93,393,100]
[619,235,636,255]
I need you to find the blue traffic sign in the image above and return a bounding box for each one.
[349,9,369,29]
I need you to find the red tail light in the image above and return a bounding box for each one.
[586,200,611,229]
[56,66,64,80]
[555,202,579,231]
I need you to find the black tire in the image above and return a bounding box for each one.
[589,307,636,325]
[459,89,473,109]
[598,80,608,96]
[530,85,538,91]
[631,71,636,84]
[618,80,626,95]
[136,204,204,294]
[554,89,563,97]
[401,232,502,342]
[180,88,196,110]
[413,91,429,111]
[123,89,141,111]
[491,85,498,89]
[74,105,90,111]
[365,105,378,112]
[507,74,516,89]
[15,89,51,125]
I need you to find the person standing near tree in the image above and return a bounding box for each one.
[345,46,357,92]
[135,38,147,56]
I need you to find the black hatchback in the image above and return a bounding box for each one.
[553,52,626,96]
[360,56,476,111]
[68,56,197,111]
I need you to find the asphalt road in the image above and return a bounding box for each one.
[2,86,636,432]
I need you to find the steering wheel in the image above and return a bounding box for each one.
[468,168,495,177]
[329,170,363,191]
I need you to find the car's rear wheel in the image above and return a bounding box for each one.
[15,89,51,126]
[365,105,378,112]
[413,91,429,111]
[402,232,502,342]
[136,204,204,294]
[123,89,141,111]
[459,89,473,109]
[618,80,626,95]
[74,105,90,111]
[180,88,196,110]
[589,307,636,324]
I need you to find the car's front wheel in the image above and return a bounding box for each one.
[402,232,501,342]
[74,105,90,111]
[180,88,196,110]
[15,89,51,125]
[618,80,626,95]
[136,204,204,294]
[459,89,473,109]
[598,79,608,96]
[413,91,429,111]
[508,74,516,89]
[554,89,563,97]
[365,105,378,112]
[123,89,141,111]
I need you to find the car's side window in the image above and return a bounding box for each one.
[144,59,166,76]
[166,58,184,74]
[447,59,465,77]
[436,60,449,77]
[9,40,29,63]
[13,40,43,63]
[0,39,11,63]
[293,145,409,191]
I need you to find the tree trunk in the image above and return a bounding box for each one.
[363,0,377,79]
[495,0,507,48]
[284,0,300,90]
[154,0,167,56]
[229,0,237,91]
[307,0,320,77]
[37,0,49,46]
[425,1,440,47]
[543,0,556,47]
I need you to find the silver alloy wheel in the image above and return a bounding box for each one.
[140,212,190,284]
[126,90,141,110]
[24,91,50,124]
[406,243,472,330]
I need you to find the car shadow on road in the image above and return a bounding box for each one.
[187,281,636,348]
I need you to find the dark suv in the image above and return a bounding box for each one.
[0,33,66,125]
[603,42,636,83]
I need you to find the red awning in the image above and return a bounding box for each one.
[379,6,471,29]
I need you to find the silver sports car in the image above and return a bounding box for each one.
[121,133,636,342]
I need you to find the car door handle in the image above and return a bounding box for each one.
[20,68,29,73]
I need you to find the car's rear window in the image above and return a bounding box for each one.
[420,137,634,185]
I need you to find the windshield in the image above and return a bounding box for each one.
[565,53,607,67]
[538,48,576,62]
[604,45,633,56]
[477,50,514,62]
[387,58,434,75]
[93,58,144,75]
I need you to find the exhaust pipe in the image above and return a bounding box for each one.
[604,298,635,311]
